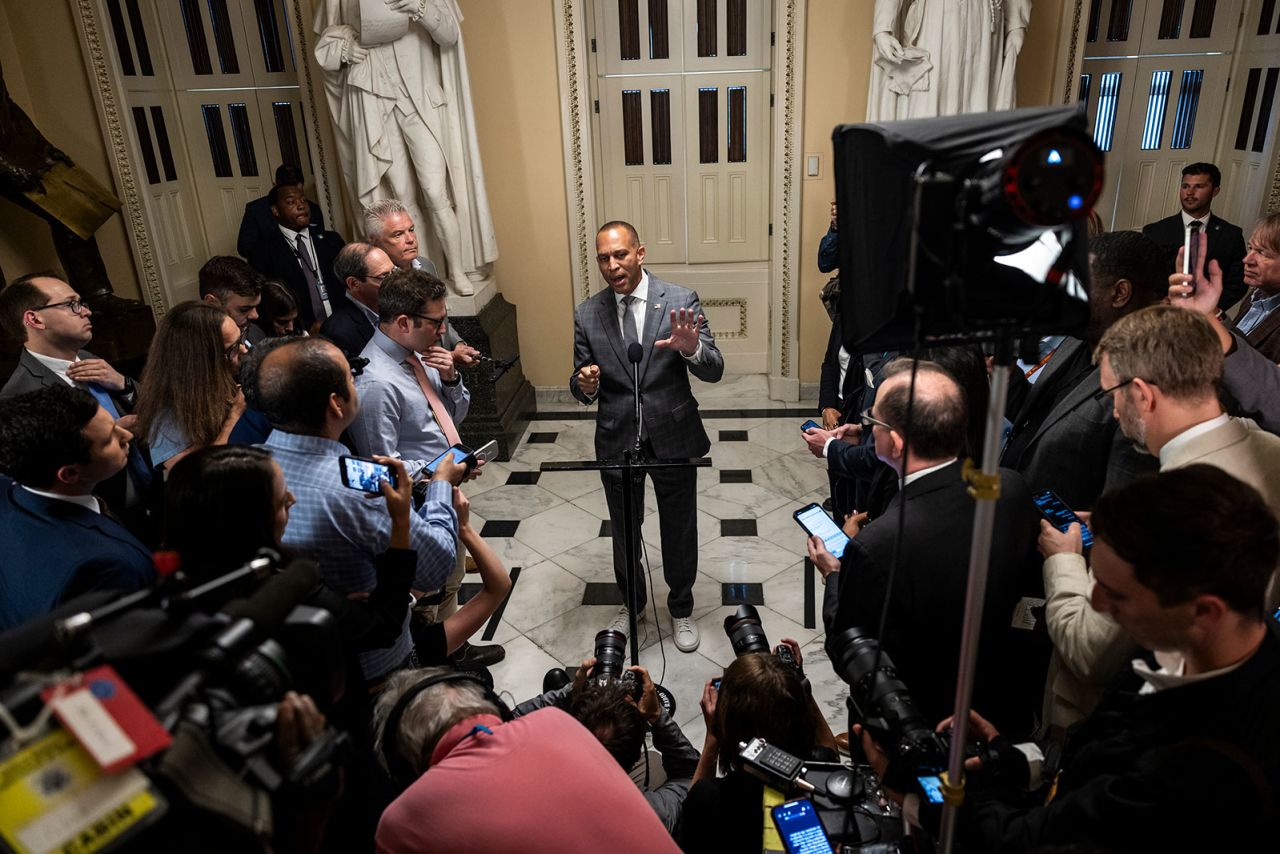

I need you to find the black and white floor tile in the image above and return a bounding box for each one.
[466,376,851,741]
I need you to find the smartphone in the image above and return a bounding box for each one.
[711,677,722,692]
[1183,225,1201,286]
[793,502,851,559]
[771,799,835,854]
[800,419,821,433]
[425,443,476,474]
[1032,489,1094,549]
[339,455,397,493]
[474,439,499,465]
[917,775,945,805]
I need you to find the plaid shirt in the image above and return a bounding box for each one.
[262,430,456,678]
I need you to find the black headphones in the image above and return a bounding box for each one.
[380,670,512,786]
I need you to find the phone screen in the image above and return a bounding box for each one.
[340,456,395,493]
[917,775,945,804]
[771,799,834,854]
[794,503,851,558]
[425,444,474,474]
[800,419,821,433]
[1032,490,1094,548]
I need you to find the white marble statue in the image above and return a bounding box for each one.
[867,0,1033,122]
[315,0,498,297]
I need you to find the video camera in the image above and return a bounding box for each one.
[0,553,351,851]
[722,604,804,678]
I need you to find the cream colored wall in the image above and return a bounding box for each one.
[458,0,574,389]
[0,2,141,300]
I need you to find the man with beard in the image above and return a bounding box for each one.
[1037,304,1280,729]
[999,231,1165,511]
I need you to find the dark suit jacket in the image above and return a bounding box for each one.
[320,292,377,358]
[825,462,1046,736]
[953,626,1280,851]
[569,273,724,460]
[0,477,155,631]
[1230,290,1280,363]
[818,314,862,416]
[1142,212,1247,309]
[1001,338,1157,511]
[244,225,346,328]
[0,350,151,521]
[237,195,324,258]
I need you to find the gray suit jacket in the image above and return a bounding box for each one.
[1224,330,1280,433]
[569,273,723,460]
[1011,339,1157,510]
[1,349,134,410]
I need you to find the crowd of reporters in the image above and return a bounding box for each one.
[0,187,1279,851]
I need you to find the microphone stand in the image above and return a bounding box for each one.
[623,341,645,661]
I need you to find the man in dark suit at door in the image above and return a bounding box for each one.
[244,184,346,333]
[570,221,724,653]
[1141,162,1247,310]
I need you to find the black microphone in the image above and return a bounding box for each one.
[628,342,643,453]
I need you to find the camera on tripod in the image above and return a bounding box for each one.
[722,604,804,678]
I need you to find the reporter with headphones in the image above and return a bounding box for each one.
[372,668,678,852]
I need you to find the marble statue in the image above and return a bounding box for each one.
[315,0,498,297]
[867,0,1033,122]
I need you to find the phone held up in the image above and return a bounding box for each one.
[339,455,398,494]
[792,502,851,559]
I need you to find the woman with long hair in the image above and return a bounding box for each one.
[253,280,302,339]
[134,301,247,471]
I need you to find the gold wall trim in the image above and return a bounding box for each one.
[778,0,798,377]
[703,297,749,339]
[74,0,166,315]
[1062,0,1084,105]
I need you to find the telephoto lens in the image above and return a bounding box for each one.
[722,604,770,656]
[593,628,628,679]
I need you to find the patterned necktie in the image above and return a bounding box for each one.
[621,295,640,347]
[295,233,328,320]
[406,355,461,446]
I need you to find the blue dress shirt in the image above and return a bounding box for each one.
[350,329,470,477]
[1237,291,1280,336]
[262,430,457,679]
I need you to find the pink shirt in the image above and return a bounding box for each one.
[376,708,679,853]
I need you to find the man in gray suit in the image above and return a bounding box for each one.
[571,221,724,652]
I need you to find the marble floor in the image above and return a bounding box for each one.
[461,375,855,746]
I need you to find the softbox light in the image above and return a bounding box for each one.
[833,104,1103,353]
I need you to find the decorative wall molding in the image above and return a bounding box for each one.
[702,297,749,338]
[72,0,166,316]
[1061,0,1085,105]
[768,0,806,398]
[553,0,598,306]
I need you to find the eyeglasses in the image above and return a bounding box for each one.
[859,407,896,432]
[408,312,447,329]
[34,299,89,316]
[363,272,391,284]
[1091,376,1136,402]
[224,335,248,361]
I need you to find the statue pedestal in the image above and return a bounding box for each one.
[447,284,534,462]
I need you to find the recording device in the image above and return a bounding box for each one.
[1183,224,1201,287]
[827,626,949,794]
[0,556,351,848]
[793,502,851,559]
[339,454,397,493]
[740,737,811,791]
[474,439,500,465]
[772,799,836,854]
[722,605,805,678]
[425,443,477,475]
[591,628,641,701]
[1032,489,1094,548]
[801,419,822,433]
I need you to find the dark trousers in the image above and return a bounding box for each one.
[601,447,698,619]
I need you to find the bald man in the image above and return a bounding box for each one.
[808,359,1044,737]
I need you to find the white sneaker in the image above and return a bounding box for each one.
[673,616,700,652]
[607,605,645,637]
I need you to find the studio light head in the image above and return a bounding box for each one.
[833,105,1104,352]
